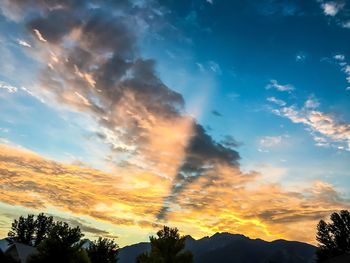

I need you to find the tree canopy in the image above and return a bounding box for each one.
[87,237,119,263]
[316,210,350,262]
[137,226,193,263]
[28,221,88,263]
[5,213,119,263]
[8,213,53,246]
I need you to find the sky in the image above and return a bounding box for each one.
[0,0,350,246]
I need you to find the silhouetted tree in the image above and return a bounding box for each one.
[8,214,36,245]
[316,210,350,262]
[8,213,53,246]
[87,237,119,263]
[136,226,193,263]
[34,213,54,246]
[28,221,89,263]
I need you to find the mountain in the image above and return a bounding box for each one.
[118,232,316,263]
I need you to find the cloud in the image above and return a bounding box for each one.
[74,91,91,106]
[50,215,112,238]
[321,1,344,16]
[221,135,241,148]
[20,87,46,104]
[0,0,242,221]
[196,62,205,72]
[196,61,222,74]
[334,54,345,61]
[211,110,222,117]
[266,79,294,93]
[259,136,283,148]
[0,81,17,93]
[304,96,320,109]
[271,97,350,150]
[318,1,350,29]
[157,123,243,220]
[296,52,306,62]
[208,61,222,74]
[1,0,349,246]
[33,29,47,42]
[333,54,350,90]
[0,144,167,231]
[0,144,348,244]
[267,96,286,106]
[17,39,31,48]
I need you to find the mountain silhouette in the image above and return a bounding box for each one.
[118,232,316,263]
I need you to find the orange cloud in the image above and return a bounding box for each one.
[0,144,348,245]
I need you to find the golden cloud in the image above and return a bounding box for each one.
[0,144,348,245]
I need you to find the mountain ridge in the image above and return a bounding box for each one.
[118,232,316,263]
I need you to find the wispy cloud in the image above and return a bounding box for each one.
[259,135,283,148]
[196,61,222,74]
[271,97,350,151]
[33,29,47,42]
[16,39,31,48]
[208,61,222,74]
[334,54,350,90]
[304,96,320,109]
[266,79,294,93]
[0,81,17,93]
[258,134,290,153]
[267,96,286,106]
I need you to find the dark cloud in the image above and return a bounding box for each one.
[157,123,240,219]
[221,135,242,148]
[211,110,222,117]
[80,13,136,55]
[51,216,110,237]
[28,9,82,43]
[5,0,243,221]
[186,124,240,165]
[257,209,335,224]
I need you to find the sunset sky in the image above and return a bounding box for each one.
[0,0,350,246]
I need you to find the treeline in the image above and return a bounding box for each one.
[1,210,350,263]
[0,214,193,263]
[1,213,118,263]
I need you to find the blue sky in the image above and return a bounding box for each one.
[0,0,349,245]
[143,0,350,188]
